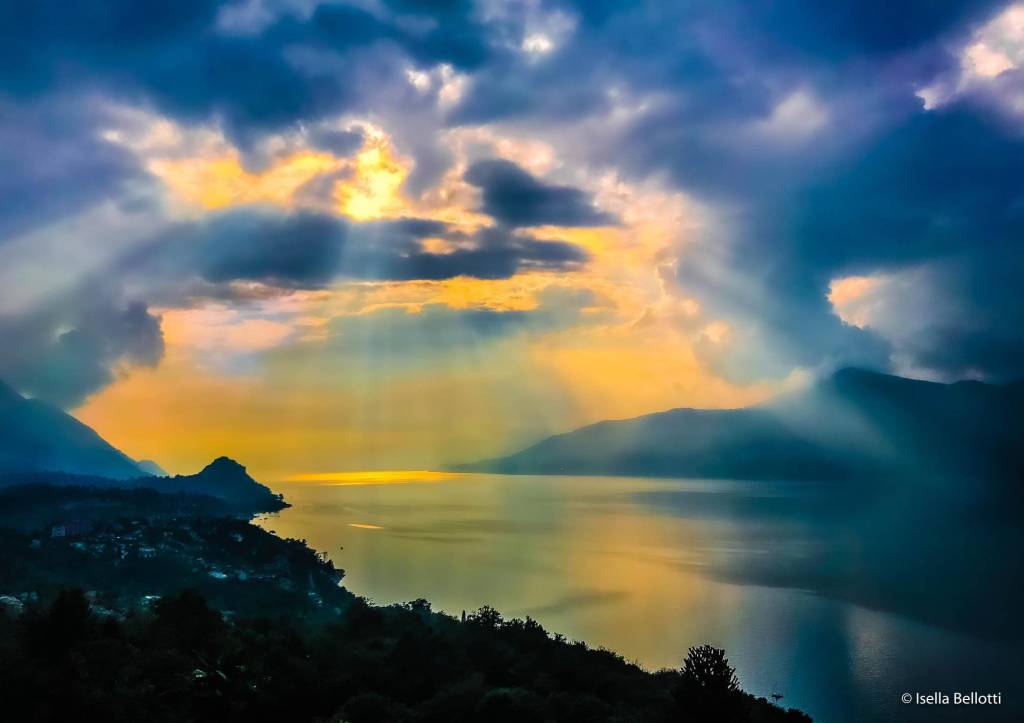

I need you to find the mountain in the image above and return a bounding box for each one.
[460,368,1024,483]
[157,456,286,511]
[0,457,287,514]
[0,379,145,479]
[135,459,169,476]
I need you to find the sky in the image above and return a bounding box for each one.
[1,0,1023,477]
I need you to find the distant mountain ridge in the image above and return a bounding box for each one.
[459,368,1024,482]
[0,458,286,514]
[0,379,146,479]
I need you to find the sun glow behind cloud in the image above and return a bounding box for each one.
[334,140,409,220]
[127,114,417,224]
[74,105,778,478]
[151,150,344,210]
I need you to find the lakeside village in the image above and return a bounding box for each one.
[0,484,352,621]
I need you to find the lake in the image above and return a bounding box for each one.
[254,472,1020,722]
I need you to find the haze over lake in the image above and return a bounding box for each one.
[256,472,1020,723]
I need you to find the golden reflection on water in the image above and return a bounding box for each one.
[258,470,756,670]
[284,470,465,485]
[254,470,1020,723]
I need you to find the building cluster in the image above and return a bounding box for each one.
[32,516,341,599]
[50,519,92,538]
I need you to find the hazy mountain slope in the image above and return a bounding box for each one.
[461,368,1024,482]
[135,459,169,476]
[0,379,144,479]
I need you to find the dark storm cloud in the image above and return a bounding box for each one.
[391,235,588,281]
[729,0,1004,58]
[449,0,995,129]
[783,106,1024,269]
[383,0,491,70]
[447,53,611,126]
[192,211,347,287]
[464,160,616,228]
[703,102,1024,382]
[0,1,219,96]
[0,0,495,142]
[0,295,163,408]
[0,99,151,241]
[131,208,590,296]
[380,223,588,280]
[562,0,1003,59]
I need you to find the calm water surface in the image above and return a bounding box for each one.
[254,472,1019,723]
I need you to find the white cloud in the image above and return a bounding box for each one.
[755,89,830,140]
[917,4,1024,110]
[437,65,468,107]
[828,266,974,380]
[522,33,554,55]
[406,68,432,93]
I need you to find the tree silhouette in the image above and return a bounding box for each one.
[675,644,747,722]
[151,588,226,655]
[681,644,739,694]
[467,605,503,629]
[0,590,808,722]
[21,588,95,657]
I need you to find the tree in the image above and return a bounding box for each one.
[151,588,226,654]
[467,605,502,630]
[22,588,94,656]
[675,645,747,722]
[680,644,739,694]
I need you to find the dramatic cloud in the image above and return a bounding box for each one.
[0,0,494,143]
[0,294,163,407]
[190,210,347,287]
[465,160,616,228]
[514,0,1024,382]
[830,258,1024,382]
[4,0,1024,423]
[128,208,589,296]
[711,0,1004,58]
[720,104,1024,381]
[0,98,150,240]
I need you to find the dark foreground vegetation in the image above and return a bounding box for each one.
[0,483,810,722]
[0,589,810,723]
